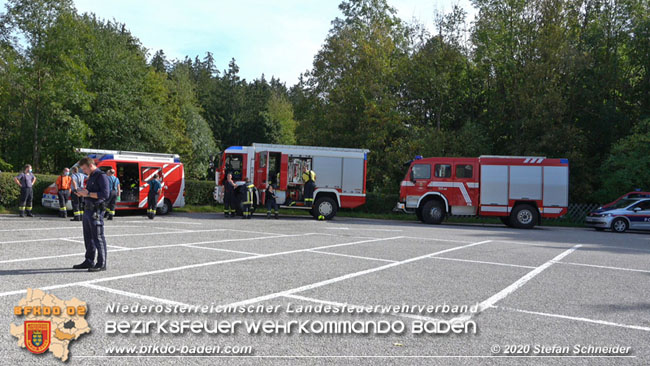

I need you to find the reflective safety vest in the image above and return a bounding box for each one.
[302,170,316,183]
[244,184,255,204]
[56,175,72,190]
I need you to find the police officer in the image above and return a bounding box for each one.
[55,168,72,218]
[223,173,235,218]
[302,165,316,207]
[242,178,255,219]
[105,168,120,220]
[72,157,109,272]
[147,173,162,220]
[265,183,279,219]
[14,164,36,217]
[70,166,86,222]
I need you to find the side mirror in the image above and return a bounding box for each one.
[409,170,416,183]
[633,207,642,212]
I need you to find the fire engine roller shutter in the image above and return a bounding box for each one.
[542,166,568,207]
[509,166,542,200]
[480,165,508,205]
[342,158,364,194]
[313,157,343,189]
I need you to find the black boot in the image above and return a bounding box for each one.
[267,212,271,219]
[19,210,25,218]
[275,213,279,219]
[26,210,33,217]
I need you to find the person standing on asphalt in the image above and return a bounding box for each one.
[69,166,86,222]
[223,173,235,218]
[146,173,162,220]
[55,168,72,218]
[72,157,109,272]
[242,178,255,219]
[265,183,279,219]
[105,168,120,220]
[14,164,36,217]
[302,165,316,207]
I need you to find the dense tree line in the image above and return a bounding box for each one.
[1,0,648,202]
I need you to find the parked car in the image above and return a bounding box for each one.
[586,198,650,233]
[602,190,650,208]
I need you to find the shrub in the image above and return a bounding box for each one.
[184,179,216,206]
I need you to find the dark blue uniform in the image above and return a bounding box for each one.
[83,169,110,268]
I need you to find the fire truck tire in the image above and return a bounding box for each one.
[313,197,337,220]
[421,200,445,224]
[509,204,538,229]
[158,199,172,215]
[416,207,423,222]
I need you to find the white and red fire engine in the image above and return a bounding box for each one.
[42,148,185,215]
[214,143,369,219]
[395,155,569,228]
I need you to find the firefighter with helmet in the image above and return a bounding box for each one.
[302,165,316,207]
[242,178,255,219]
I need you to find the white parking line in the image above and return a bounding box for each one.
[558,261,650,274]
[0,236,403,297]
[106,245,128,249]
[60,238,84,244]
[119,220,203,225]
[430,257,536,269]
[220,240,492,308]
[0,234,305,265]
[453,244,582,322]
[308,250,397,263]
[325,227,403,232]
[0,228,295,245]
[81,283,192,307]
[0,226,89,232]
[493,305,650,332]
[185,245,262,256]
[400,236,472,244]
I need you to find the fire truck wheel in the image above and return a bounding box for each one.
[611,218,628,233]
[421,200,445,224]
[416,207,423,222]
[510,204,538,229]
[314,197,338,220]
[158,199,172,215]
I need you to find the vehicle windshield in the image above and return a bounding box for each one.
[224,154,243,181]
[611,199,637,209]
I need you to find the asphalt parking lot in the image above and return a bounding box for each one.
[0,212,649,365]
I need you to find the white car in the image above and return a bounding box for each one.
[585,198,650,233]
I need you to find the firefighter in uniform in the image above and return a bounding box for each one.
[14,165,36,217]
[105,168,120,220]
[265,183,279,219]
[223,173,235,217]
[55,168,72,218]
[69,166,86,221]
[302,165,316,207]
[72,157,109,272]
[147,173,162,220]
[242,179,255,219]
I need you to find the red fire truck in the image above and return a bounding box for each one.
[213,143,369,219]
[42,148,185,215]
[395,155,569,228]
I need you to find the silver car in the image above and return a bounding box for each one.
[586,198,650,233]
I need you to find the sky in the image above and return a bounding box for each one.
[1,0,475,84]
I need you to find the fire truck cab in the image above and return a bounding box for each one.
[395,155,569,228]
[42,148,185,215]
[214,143,369,219]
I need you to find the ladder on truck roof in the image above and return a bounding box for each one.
[75,148,181,163]
[251,143,369,153]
